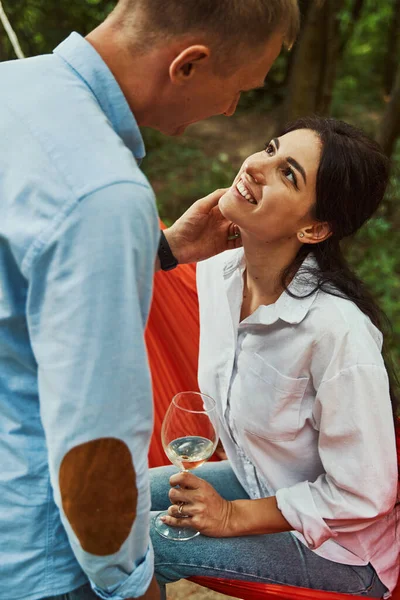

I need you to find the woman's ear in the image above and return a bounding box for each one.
[169,45,211,85]
[297,221,332,244]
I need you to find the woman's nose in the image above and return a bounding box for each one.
[242,160,265,185]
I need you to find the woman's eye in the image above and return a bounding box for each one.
[283,167,298,188]
[265,142,274,156]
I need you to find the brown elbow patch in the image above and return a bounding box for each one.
[59,438,137,556]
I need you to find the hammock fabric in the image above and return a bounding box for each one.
[146,261,400,600]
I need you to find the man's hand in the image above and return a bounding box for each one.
[163,189,241,266]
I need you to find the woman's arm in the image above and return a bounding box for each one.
[230,496,293,536]
[162,365,397,541]
[275,364,397,549]
[161,470,292,538]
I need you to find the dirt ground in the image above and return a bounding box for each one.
[166,579,239,600]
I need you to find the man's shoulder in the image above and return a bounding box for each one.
[0,52,152,273]
[0,51,145,196]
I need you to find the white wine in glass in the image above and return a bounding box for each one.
[154,391,218,541]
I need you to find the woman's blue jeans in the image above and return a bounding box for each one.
[150,461,388,599]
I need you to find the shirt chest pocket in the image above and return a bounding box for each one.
[232,352,309,442]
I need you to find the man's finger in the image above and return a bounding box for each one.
[194,188,229,211]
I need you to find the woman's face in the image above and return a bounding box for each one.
[219,129,322,243]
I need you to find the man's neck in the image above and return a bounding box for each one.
[86,23,167,128]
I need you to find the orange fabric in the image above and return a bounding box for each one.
[190,577,400,600]
[146,264,200,468]
[146,257,400,599]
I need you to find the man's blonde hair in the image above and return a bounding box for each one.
[114,0,299,57]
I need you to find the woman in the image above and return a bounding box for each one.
[150,117,399,599]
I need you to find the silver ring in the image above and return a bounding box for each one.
[178,502,184,515]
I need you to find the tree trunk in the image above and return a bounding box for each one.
[276,0,345,131]
[383,0,400,95]
[338,0,365,59]
[377,62,400,158]
[281,0,312,86]
[0,28,6,61]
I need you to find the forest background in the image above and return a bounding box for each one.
[1,0,399,377]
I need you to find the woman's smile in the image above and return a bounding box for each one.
[231,174,259,206]
[235,176,258,205]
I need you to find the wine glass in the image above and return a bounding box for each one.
[154,391,219,541]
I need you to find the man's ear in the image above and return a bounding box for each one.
[297,221,332,245]
[169,45,211,84]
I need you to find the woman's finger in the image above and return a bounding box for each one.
[168,486,193,504]
[167,503,193,518]
[160,512,197,529]
[169,470,202,488]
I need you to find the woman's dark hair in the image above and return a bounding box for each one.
[280,117,399,419]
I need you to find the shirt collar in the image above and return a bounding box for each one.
[223,248,319,326]
[53,32,146,161]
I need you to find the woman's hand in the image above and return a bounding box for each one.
[161,472,293,538]
[161,471,234,537]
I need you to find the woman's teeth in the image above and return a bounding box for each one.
[236,180,257,204]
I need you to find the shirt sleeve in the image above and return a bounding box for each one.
[276,364,398,550]
[26,182,159,599]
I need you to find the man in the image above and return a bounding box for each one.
[0,1,299,599]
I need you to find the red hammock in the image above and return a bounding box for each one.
[146,261,400,600]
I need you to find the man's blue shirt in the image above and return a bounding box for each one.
[0,33,159,600]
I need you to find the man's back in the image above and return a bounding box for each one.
[0,34,159,600]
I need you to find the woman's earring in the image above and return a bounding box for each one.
[299,232,305,238]
[228,224,241,241]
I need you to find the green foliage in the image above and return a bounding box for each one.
[332,0,396,117]
[347,218,400,364]
[0,0,115,58]
[237,52,291,113]
[346,150,400,372]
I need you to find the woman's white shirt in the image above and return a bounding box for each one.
[197,248,399,595]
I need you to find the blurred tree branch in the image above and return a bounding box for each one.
[276,0,345,130]
[339,0,365,59]
[0,0,24,58]
[377,62,400,159]
[383,0,400,95]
